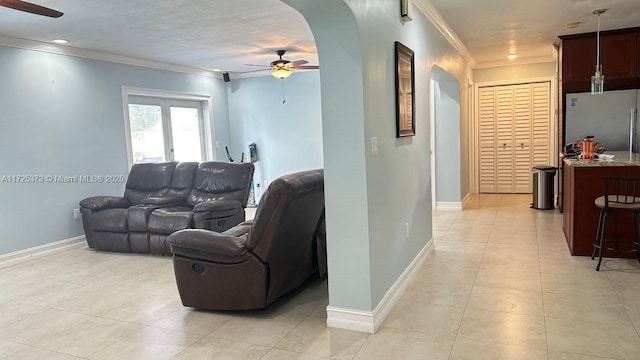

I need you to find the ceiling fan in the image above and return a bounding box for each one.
[244,50,319,79]
[0,0,63,18]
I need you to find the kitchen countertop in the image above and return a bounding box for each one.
[564,151,640,167]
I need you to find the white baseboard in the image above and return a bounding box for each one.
[0,235,86,269]
[326,238,435,333]
[461,193,471,209]
[436,201,462,211]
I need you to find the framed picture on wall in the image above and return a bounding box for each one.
[395,41,415,138]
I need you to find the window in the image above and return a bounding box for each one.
[124,91,213,165]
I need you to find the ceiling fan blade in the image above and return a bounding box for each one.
[291,60,308,66]
[290,65,320,70]
[238,68,271,74]
[0,0,63,18]
[243,63,271,68]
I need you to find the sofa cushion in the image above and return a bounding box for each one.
[92,232,130,252]
[124,162,176,204]
[148,207,193,234]
[150,234,173,255]
[127,205,160,232]
[186,162,254,207]
[89,208,128,232]
[167,162,198,199]
[192,199,242,213]
[129,232,150,253]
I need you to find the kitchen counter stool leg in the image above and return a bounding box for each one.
[594,211,608,271]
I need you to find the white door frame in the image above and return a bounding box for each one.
[429,78,436,210]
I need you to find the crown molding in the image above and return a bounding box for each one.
[0,35,223,79]
[231,71,272,80]
[413,0,476,68]
[474,55,556,69]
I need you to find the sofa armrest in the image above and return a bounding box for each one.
[168,229,250,263]
[79,196,130,210]
[140,195,185,206]
[192,199,242,213]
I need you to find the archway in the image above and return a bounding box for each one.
[431,66,462,210]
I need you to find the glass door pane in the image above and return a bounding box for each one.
[127,96,206,164]
[128,103,166,163]
[169,105,203,162]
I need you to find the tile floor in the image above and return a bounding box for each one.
[1,194,639,359]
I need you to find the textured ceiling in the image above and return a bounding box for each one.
[0,0,317,75]
[429,0,640,67]
[1,0,640,73]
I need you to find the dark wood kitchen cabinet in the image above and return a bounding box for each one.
[560,28,639,93]
[601,31,638,80]
[557,27,640,212]
[562,35,596,90]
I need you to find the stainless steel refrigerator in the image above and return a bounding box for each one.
[565,89,639,152]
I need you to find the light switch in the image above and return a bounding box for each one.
[371,137,378,157]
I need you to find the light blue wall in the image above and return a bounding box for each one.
[433,66,462,203]
[226,72,323,200]
[0,45,230,255]
[283,0,374,311]
[284,0,473,312]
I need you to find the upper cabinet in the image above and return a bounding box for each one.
[560,28,639,93]
[562,36,596,88]
[601,31,637,80]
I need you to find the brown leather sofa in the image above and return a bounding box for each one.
[168,169,325,310]
[79,161,254,255]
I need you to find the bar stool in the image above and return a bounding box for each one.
[592,177,640,271]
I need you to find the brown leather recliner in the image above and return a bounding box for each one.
[168,169,325,310]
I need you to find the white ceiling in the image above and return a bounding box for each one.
[428,0,640,68]
[1,0,640,74]
[0,0,317,75]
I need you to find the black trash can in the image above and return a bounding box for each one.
[531,166,556,210]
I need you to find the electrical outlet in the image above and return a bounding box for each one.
[73,208,81,219]
[405,222,410,239]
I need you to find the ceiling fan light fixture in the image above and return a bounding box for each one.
[591,9,606,95]
[271,68,292,79]
[507,53,518,60]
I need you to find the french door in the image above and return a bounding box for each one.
[127,96,205,163]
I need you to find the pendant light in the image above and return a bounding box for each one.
[591,9,606,95]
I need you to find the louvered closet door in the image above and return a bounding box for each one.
[531,83,551,168]
[496,86,514,193]
[478,88,497,192]
[513,85,532,193]
[477,82,551,194]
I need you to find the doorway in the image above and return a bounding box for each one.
[430,66,462,210]
[477,81,552,193]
